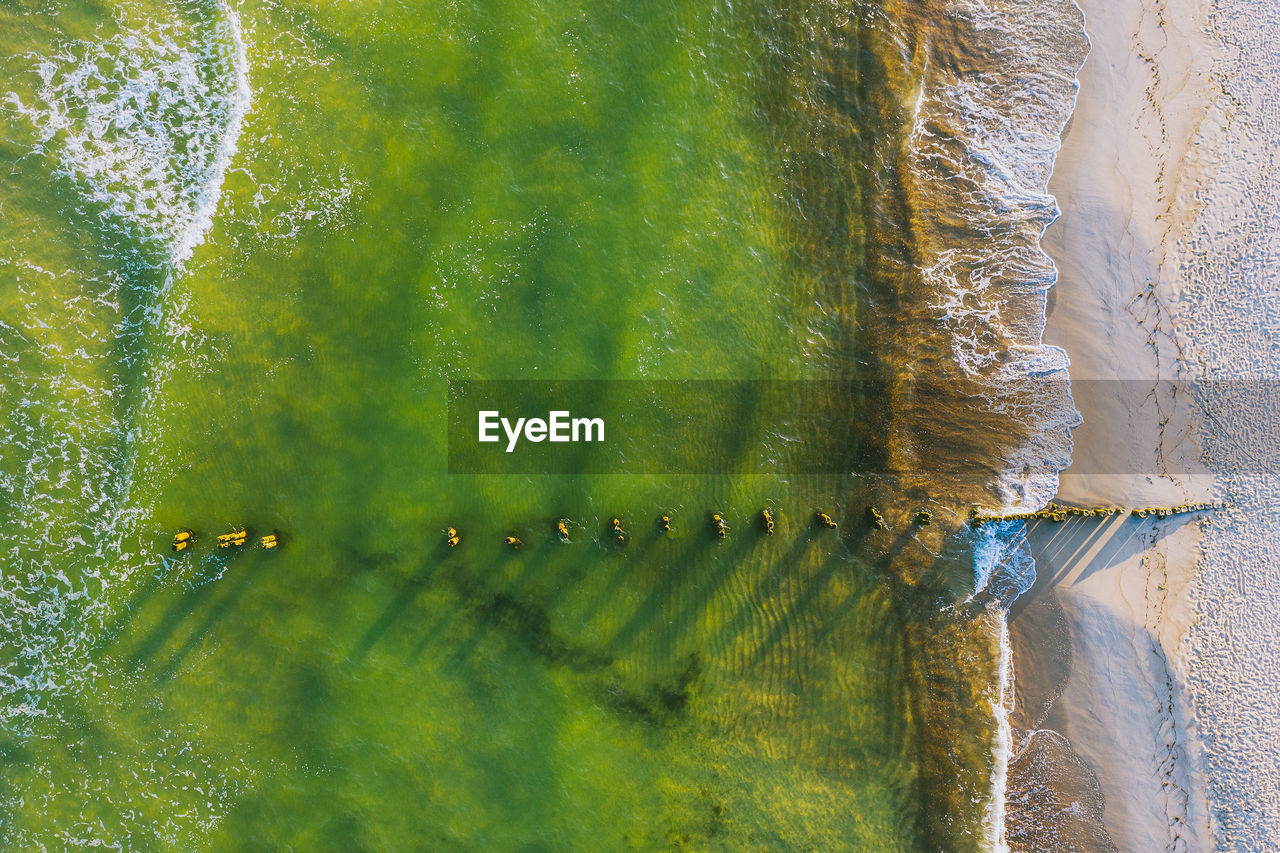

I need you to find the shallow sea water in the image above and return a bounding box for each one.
[0,0,1042,849]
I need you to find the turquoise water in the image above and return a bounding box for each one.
[0,0,1061,848]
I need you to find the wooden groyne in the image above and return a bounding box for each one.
[169,501,1224,556]
[969,501,1223,526]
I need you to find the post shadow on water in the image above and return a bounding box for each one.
[870,522,930,570]
[151,554,278,684]
[399,524,613,669]
[661,523,763,625]
[397,501,878,705]
[571,517,671,621]
[807,553,897,670]
[347,538,454,663]
[398,505,760,685]
[121,560,233,669]
[500,524,583,599]
[448,480,893,683]
[602,527,737,656]
[401,524,611,672]
[741,534,872,671]
[92,558,173,656]
[436,554,615,677]
[123,548,272,677]
[706,527,819,655]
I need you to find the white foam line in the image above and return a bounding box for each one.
[988,614,1013,853]
[987,0,1090,843]
[171,2,251,268]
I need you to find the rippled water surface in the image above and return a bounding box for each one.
[0,0,1088,848]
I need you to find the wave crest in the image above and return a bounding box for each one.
[7,1,250,266]
[895,0,1087,515]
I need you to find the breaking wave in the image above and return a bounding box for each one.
[1,0,250,727]
[891,0,1087,517]
[0,4,253,841]
[884,0,1090,849]
[7,0,250,267]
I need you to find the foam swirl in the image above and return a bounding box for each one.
[885,1,1090,849]
[891,0,1088,517]
[7,1,250,267]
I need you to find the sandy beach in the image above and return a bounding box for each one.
[1011,0,1280,847]
[1011,0,1214,846]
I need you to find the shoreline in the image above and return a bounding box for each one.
[1007,0,1221,847]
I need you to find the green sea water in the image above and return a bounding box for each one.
[0,0,1016,849]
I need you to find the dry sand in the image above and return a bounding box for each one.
[1012,0,1280,845]
[1006,0,1228,848]
[1172,0,1280,842]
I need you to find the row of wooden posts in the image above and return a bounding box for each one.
[167,501,1219,555]
[452,508,857,549]
[170,529,277,552]
[968,501,1222,525]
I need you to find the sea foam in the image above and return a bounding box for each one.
[7,1,250,267]
[0,7,251,831]
[893,0,1090,849]
[897,0,1087,517]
